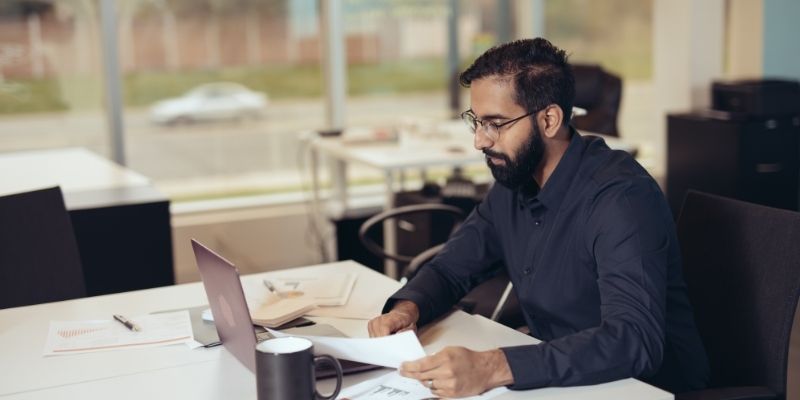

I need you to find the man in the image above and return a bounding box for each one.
[367,38,709,398]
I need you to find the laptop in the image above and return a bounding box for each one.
[191,239,380,378]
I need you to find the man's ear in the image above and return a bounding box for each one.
[539,104,563,139]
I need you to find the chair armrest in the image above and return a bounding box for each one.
[358,204,464,264]
[676,386,777,400]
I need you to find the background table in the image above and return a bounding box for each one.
[308,127,636,278]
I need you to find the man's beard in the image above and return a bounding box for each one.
[483,124,545,190]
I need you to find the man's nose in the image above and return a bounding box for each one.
[473,128,494,151]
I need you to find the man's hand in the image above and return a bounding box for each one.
[399,347,514,398]
[367,300,420,337]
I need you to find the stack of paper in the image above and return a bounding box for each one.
[43,311,194,356]
[250,297,316,328]
[270,272,356,306]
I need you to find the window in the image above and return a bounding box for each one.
[0,1,109,157]
[121,0,325,201]
[0,0,657,202]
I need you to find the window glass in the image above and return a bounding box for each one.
[544,0,655,160]
[121,0,324,201]
[344,0,453,127]
[545,0,653,80]
[0,2,109,157]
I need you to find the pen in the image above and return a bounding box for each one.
[113,314,141,332]
[262,279,278,294]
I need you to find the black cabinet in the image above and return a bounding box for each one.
[667,111,800,217]
[65,185,174,296]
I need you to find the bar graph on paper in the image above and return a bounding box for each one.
[361,384,413,399]
[337,371,507,400]
[57,327,107,339]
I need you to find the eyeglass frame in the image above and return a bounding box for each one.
[460,107,542,141]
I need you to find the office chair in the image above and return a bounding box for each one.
[0,187,86,309]
[571,64,622,136]
[674,191,800,400]
[358,203,466,283]
[358,203,524,326]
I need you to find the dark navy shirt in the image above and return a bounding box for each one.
[386,131,708,392]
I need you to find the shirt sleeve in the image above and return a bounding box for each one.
[383,187,505,326]
[502,178,671,389]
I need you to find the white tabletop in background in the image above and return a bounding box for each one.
[310,128,636,172]
[0,260,671,400]
[0,147,149,197]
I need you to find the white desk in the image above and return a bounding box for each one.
[0,261,671,400]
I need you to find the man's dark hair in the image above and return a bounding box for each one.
[459,38,575,126]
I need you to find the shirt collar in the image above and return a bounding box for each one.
[517,127,585,209]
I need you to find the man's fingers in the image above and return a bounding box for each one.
[369,319,391,337]
[368,313,409,337]
[400,353,443,374]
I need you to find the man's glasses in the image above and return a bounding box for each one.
[460,109,537,141]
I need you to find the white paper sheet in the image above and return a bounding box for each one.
[267,329,425,368]
[268,273,357,306]
[43,311,194,356]
[337,370,508,400]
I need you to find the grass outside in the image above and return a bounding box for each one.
[0,58,448,115]
[165,164,490,203]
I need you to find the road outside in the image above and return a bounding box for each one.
[0,92,454,199]
[0,83,656,201]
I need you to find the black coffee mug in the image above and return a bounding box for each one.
[256,337,342,400]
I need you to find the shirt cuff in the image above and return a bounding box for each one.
[501,344,550,389]
[382,287,435,325]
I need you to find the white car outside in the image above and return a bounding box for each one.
[149,82,268,125]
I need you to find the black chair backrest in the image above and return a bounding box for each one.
[677,191,800,396]
[358,203,465,265]
[571,64,622,136]
[0,187,86,308]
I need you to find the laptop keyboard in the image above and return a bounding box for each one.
[255,331,273,342]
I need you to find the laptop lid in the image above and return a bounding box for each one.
[191,239,258,372]
[191,239,382,378]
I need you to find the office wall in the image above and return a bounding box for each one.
[763,0,800,81]
[171,203,325,283]
[727,0,763,79]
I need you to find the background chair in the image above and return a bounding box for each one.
[571,64,623,136]
[358,203,466,283]
[675,191,800,400]
[0,186,86,309]
[358,203,524,327]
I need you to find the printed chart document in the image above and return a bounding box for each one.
[337,370,508,400]
[268,272,357,306]
[267,329,425,368]
[43,311,193,356]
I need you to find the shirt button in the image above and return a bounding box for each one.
[523,268,531,275]
[534,219,542,226]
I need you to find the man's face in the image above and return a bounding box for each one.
[470,77,545,189]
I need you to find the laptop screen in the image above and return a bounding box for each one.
[192,239,258,371]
